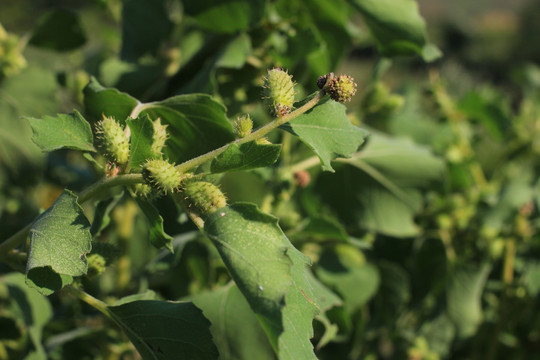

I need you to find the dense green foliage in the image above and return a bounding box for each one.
[1,0,539,359]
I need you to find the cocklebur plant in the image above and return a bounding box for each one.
[0,68,366,360]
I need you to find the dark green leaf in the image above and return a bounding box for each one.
[205,203,320,360]
[193,284,276,360]
[316,244,379,313]
[121,0,174,61]
[317,133,445,236]
[294,216,350,242]
[90,191,124,236]
[140,94,235,163]
[210,142,282,173]
[126,114,157,170]
[108,300,218,360]
[446,264,490,338]
[284,97,367,172]
[183,0,265,33]
[83,77,139,123]
[26,190,92,295]
[3,273,52,358]
[26,111,95,153]
[348,0,439,60]
[135,198,174,253]
[29,10,86,51]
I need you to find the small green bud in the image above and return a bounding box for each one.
[143,159,188,195]
[176,181,227,217]
[130,183,157,200]
[96,115,130,166]
[263,68,296,117]
[0,24,27,78]
[318,73,357,103]
[151,118,168,157]
[86,253,106,278]
[233,114,253,138]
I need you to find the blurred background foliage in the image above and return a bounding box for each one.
[0,0,540,359]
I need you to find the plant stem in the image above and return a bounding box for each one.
[176,90,326,173]
[63,286,112,317]
[78,173,143,204]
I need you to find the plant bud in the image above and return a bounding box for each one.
[263,68,296,117]
[233,114,253,138]
[143,159,186,195]
[319,73,357,103]
[95,115,130,166]
[86,253,106,278]
[177,181,227,218]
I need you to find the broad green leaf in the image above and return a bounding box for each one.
[90,191,124,236]
[293,216,350,242]
[193,284,276,360]
[83,77,139,123]
[29,10,86,51]
[419,314,455,358]
[210,142,282,173]
[121,0,173,61]
[284,97,367,172]
[523,261,540,297]
[108,300,218,360]
[26,111,95,153]
[3,273,52,358]
[446,264,490,338]
[349,0,439,60]
[216,33,252,69]
[135,198,174,253]
[205,203,319,360]
[373,261,410,324]
[126,114,157,170]
[183,0,265,33]
[140,94,235,163]
[316,133,445,236]
[26,190,92,295]
[316,244,379,313]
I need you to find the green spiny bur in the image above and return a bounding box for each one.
[96,116,130,165]
[263,68,296,117]
[233,114,253,138]
[151,118,168,157]
[177,181,227,217]
[143,159,186,195]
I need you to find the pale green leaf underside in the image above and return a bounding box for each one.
[204,203,319,360]
[26,110,95,152]
[26,190,92,295]
[108,300,218,360]
[285,97,367,172]
[210,142,282,173]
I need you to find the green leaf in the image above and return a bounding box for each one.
[83,77,139,123]
[121,0,173,61]
[349,0,439,60]
[26,111,95,153]
[284,97,367,172]
[294,216,350,243]
[3,273,52,358]
[140,94,235,163]
[183,0,265,33]
[26,190,92,295]
[446,264,490,338]
[126,114,157,170]
[205,203,320,360]
[135,198,174,253]
[316,244,379,313]
[193,284,276,360]
[316,133,445,236]
[90,191,124,236]
[108,300,218,360]
[29,10,86,51]
[210,142,282,173]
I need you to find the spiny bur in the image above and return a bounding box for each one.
[176,181,227,218]
[95,115,130,166]
[143,159,189,195]
[233,114,253,138]
[318,73,357,103]
[151,118,168,157]
[263,68,296,117]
